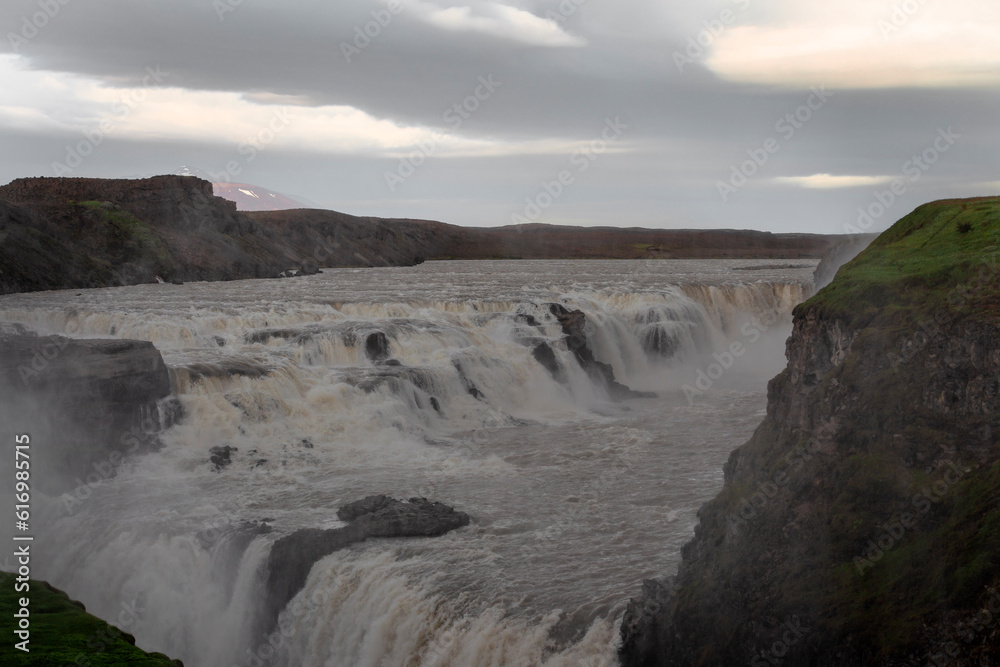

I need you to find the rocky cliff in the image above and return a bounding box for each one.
[621,197,1000,665]
[0,175,844,294]
[2,176,303,291]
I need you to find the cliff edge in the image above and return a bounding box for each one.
[621,197,1000,665]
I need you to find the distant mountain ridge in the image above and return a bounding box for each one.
[211,181,310,211]
[0,175,846,294]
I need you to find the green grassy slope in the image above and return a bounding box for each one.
[805,196,1000,327]
[0,572,181,666]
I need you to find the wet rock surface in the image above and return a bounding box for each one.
[209,445,237,470]
[548,303,656,400]
[364,331,391,363]
[260,496,470,641]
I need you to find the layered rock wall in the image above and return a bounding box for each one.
[621,197,1000,665]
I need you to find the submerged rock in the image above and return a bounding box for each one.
[531,341,564,381]
[209,445,237,470]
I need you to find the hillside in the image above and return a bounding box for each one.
[251,211,841,262]
[620,197,1000,665]
[0,175,843,294]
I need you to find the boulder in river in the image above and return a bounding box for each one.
[259,496,470,642]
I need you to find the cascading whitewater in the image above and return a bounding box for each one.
[0,260,815,667]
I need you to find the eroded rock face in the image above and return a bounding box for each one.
[620,197,1000,664]
[619,303,1000,665]
[259,496,470,641]
[0,333,176,491]
[0,176,435,293]
[364,331,391,364]
[547,304,656,400]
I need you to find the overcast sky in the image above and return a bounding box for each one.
[1,0,998,233]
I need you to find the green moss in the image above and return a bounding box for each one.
[803,197,1000,328]
[822,460,1000,657]
[0,573,181,665]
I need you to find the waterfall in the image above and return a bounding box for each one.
[0,261,814,667]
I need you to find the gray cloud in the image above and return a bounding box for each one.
[1,0,998,233]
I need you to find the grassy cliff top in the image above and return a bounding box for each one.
[803,196,1000,327]
[0,572,181,666]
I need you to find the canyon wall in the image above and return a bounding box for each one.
[621,197,1000,665]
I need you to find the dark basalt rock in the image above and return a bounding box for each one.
[516,313,540,327]
[1,175,840,295]
[544,304,656,400]
[453,359,486,401]
[620,198,1000,665]
[532,342,564,382]
[260,496,470,642]
[365,331,391,363]
[209,445,237,470]
[336,495,399,521]
[354,496,470,538]
[0,333,174,492]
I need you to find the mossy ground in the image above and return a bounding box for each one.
[804,196,1000,328]
[0,573,181,666]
